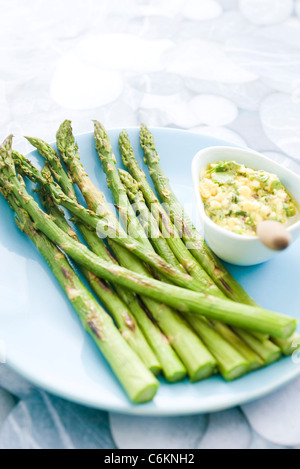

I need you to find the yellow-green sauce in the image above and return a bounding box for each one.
[199,161,298,236]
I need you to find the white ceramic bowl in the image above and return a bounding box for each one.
[192,146,300,266]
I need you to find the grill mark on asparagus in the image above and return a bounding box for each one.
[87,318,104,340]
[105,246,118,264]
[220,278,233,294]
[122,311,136,332]
[95,276,111,292]
[61,266,72,280]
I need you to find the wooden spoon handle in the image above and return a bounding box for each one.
[257,220,291,251]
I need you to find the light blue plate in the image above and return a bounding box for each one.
[0,128,299,415]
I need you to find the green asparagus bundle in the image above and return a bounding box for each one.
[0,178,158,402]
[233,328,281,365]
[15,145,219,297]
[272,334,300,356]
[119,129,223,292]
[38,173,187,383]
[139,124,257,305]
[39,184,161,375]
[15,136,269,367]
[119,131,268,340]
[62,120,218,382]
[0,120,298,400]
[119,167,188,273]
[93,122,258,380]
[119,167,265,377]
[78,223,187,382]
[5,142,296,338]
[29,162,188,382]
[15,161,185,381]
[25,129,217,382]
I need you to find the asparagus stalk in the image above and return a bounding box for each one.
[40,185,161,375]
[139,124,257,305]
[119,168,187,273]
[119,129,224,293]
[13,147,219,297]
[56,121,218,381]
[22,136,193,382]
[78,224,187,382]
[1,188,158,404]
[118,132,268,342]
[14,146,185,382]
[233,328,282,365]
[119,167,264,373]
[7,144,296,338]
[25,137,76,200]
[24,127,267,352]
[107,234,217,382]
[95,122,270,380]
[210,321,263,370]
[93,121,220,381]
[2,152,297,339]
[93,121,151,246]
[38,160,186,381]
[94,121,199,282]
[186,315,250,381]
[23,129,252,382]
[272,333,300,356]
[16,145,190,382]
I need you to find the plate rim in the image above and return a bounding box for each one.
[5,354,300,415]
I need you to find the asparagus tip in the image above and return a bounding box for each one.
[119,129,135,163]
[24,136,56,158]
[24,136,36,144]
[93,120,112,155]
[139,124,156,154]
[119,168,140,196]
[2,134,14,151]
[56,119,76,155]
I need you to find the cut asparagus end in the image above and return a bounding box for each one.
[190,361,218,383]
[272,333,300,356]
[251,331,269,342]
[38,185,162,376]
[132,381,159,404]
[2,142,296,350]
[165,369,187,384]
[149,364,162,376]
[186,315,250,381]
[108,240,189,383]
[164,322,217,383]
[139,125,258,305]
[280,321,298,340]
[10,209,159,404]
[160,361,187,383]
[220,363,250,382]
[209,320,263,371]
[248,361,263,372]
[234,328,282,365]
[265,350,282,365]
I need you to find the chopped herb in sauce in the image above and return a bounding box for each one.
[199,160,298,236]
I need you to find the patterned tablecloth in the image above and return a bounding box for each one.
[0,0,300,449]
